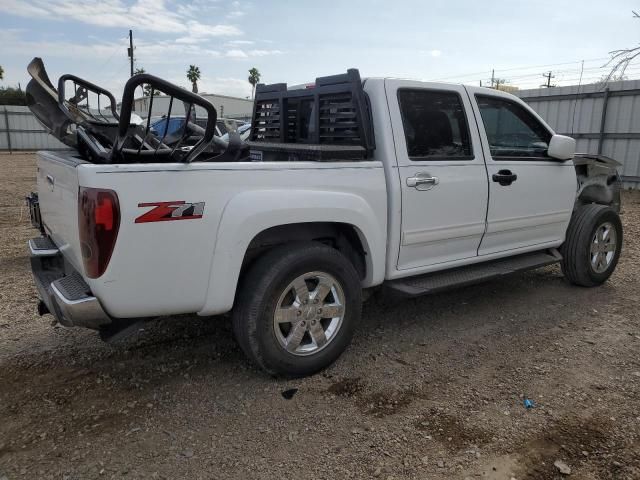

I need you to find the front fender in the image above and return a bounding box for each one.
[198,189,386,316]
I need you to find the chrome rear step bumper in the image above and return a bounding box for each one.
[29,237,112,329]
[28,237,59,257]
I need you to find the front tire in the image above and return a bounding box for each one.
[560,204,623,287]
[232,242,362,377]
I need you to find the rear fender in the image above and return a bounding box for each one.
[198,189,385,316]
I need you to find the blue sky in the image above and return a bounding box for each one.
[0,0,638,99]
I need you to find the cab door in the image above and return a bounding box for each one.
[385,80,489,271]
[465,87,576,255]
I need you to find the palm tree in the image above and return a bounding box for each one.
[248,67,261,99]
[134,67,147,97]
[187,65,201,93]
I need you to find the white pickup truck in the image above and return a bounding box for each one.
[25,59,622,376]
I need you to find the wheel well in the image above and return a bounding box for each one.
[241,222,367,281]
[575,165,622,212]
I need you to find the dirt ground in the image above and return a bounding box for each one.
[1,152,639,480]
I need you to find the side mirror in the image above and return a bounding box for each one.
[547,134,576,160]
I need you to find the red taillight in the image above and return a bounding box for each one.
[78,187,120,278]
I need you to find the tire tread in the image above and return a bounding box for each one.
[561,204,622,287]
[232,242,361,377]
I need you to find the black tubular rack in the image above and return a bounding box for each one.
[248,68,375,161]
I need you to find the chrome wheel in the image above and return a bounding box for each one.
[590,222,617,273]
[273,271,346,356]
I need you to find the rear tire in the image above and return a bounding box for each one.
[232,242,362,377]
[560,204,623,287]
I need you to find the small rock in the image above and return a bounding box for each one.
[632,372,640,378]
[281,388,298,400]
[421,455,429,465]
[612,461,623,468]
[554,459,571,475]
[437,460,445,468]
[181,449,194,458]
[373,467,382,477]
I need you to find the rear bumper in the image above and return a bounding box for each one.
[30,237,112,329]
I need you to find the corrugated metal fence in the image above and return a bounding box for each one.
[515,79,640,189]
[2,81,640,189]
[0,105,67,151]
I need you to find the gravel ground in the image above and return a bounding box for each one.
[1,152,639,480]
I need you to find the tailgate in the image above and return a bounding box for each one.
[36,150,84,271]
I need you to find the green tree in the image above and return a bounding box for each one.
[0,87,27,106]
[248,67,261,99]
[0,65,4,80]
[134,67,162,97]
[186,65,201,93]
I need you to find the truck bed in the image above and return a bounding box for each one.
[32,150,388,322]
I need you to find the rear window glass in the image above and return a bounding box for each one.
[398,89,473,160]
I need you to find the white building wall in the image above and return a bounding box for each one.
[133,94,253,121]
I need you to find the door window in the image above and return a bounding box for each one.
[476,95,552,159]
[398,89,473,160]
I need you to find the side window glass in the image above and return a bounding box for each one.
[476,95,552,158]
[398,89,473,160]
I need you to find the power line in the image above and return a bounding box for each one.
[96,35,129,75]
[428,56,610,82]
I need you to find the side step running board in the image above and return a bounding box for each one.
[28,237,59,257]
[386,250,562,297]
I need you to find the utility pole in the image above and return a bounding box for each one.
[490,69,495,89]
[541,71,555,88]
[128,30,134,77]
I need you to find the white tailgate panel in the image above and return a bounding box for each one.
[36,152,83,271]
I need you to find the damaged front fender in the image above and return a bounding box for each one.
[573,153,622,212]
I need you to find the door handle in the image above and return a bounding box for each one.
[407,173,439,190]
[46,175,55,187]
[492,169,517,186]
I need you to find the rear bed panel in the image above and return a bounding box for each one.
[76,161,387,318]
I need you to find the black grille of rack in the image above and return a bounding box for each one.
[249,69,375,160]
[254,100,281,141]
[318,93,360,145]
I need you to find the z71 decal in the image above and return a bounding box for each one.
[135,201,205,223]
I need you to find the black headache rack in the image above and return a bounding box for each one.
[248,68,375,161]
[25,57,232,164]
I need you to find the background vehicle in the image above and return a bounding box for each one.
[25,61,622,377]
[150,116,247,140]
[220,123,251,143]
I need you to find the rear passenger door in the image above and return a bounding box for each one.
[466,88,576,255]
[386,80,489,271]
